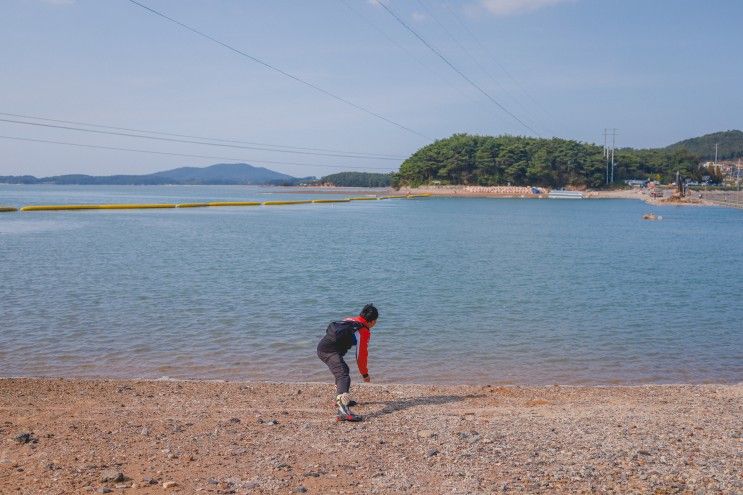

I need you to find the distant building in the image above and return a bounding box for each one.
[625,179,649,188]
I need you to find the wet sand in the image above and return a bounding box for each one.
[1,378,740,494]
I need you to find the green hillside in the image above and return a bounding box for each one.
[665,130,743,160]
[395,134,701,188]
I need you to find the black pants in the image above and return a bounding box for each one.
[317,347,350,395]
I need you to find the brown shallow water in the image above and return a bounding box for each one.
[0,378,741,494]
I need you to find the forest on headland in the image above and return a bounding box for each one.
[393,133,722,189]
[319,171,392,187]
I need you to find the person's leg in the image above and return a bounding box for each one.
[318,351,360,421]
[322,352,350,395]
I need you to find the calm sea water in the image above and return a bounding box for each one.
[1,185,741,385]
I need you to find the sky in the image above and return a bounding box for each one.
[1,0,741,177]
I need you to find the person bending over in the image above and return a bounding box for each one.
[316,304,378,422]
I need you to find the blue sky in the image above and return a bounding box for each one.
[1,0,741,177]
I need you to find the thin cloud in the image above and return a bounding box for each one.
[478,0,574,17]
[411,11,428,23]
[40,0,76,5]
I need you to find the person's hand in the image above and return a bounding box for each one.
[363,374,371,383]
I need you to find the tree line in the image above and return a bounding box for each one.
[320,171,393,187]
[393,134,703,188]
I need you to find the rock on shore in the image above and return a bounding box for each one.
[0,378,740,494]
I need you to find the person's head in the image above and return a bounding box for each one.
[360,303,378,328]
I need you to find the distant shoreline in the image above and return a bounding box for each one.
[0,183,728,208]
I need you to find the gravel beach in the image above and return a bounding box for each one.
[0,378,740,494]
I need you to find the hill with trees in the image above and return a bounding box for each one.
[0,163,302,186]
[665,130,743,160]
[394,134,706,188]
[320,172,392,187]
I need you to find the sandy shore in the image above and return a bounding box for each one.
[283,185,726,207]
[1,379,740,494]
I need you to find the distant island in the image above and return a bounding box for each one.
[0,163,394,188]
[0,163,307,186]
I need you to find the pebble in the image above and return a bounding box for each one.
[96,489,112,494]
[99,470,125,483]
[14,432,38,444]
[417,430,435,439]
[293,486,308,493]
[163,481,178,489]
[427,448,439,457]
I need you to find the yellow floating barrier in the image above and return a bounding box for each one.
[21,204,102,211]
[206,201,261,207]
[409,193,432,198]
[20,203,178,211]
[262,200,313,206]
[176,203,211,208]
[97,204,176,210]
[15,194,428,213]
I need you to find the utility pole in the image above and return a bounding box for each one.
[603,128,617,185]
[603,129,609,185]
[714,143,719,164]
[610,129,617,184]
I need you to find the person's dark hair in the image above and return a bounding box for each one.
[360,303,378,322]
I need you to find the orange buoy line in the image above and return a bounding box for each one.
[8,195,429,213]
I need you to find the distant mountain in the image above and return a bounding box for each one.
[0,163,301,185]
[665,130,743,160]
[150,163,295,184]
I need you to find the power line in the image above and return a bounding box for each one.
[0,117,403,161]
[0,135,397,172]
[415,0,548,136]
[440,0,558,135]
[338,0,477,109]
[0,111,405,159]
[127,0,430,141]
[377,1,540,136]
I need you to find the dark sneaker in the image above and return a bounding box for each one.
[336,411,363,422]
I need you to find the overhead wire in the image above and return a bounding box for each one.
[127,0,431,141]
[440,0,558,135]
[0,117,403,161]
[0,135,397,172]
[338,0,501,128]
[0,111,405,159]
[339,0,472,104]
[414,0,550,136]
[377,1,541,137]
